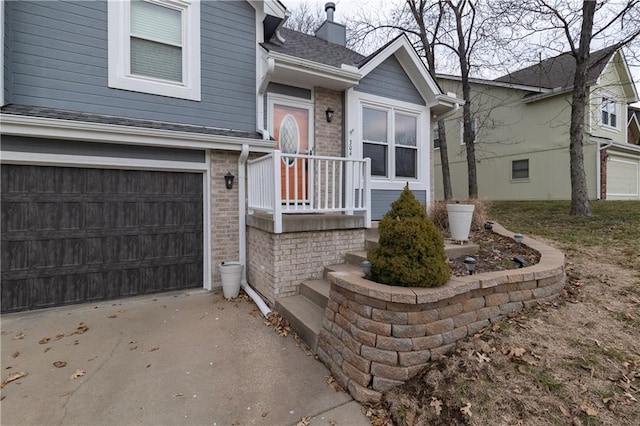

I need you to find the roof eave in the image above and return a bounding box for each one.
[266,51,361,90]
[0,113,276,153]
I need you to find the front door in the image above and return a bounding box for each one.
[273,104,311,202]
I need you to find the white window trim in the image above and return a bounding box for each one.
[600,91,619,132]
[108,0,201,101]
[510,158,530,181]
[362,103,421,181]
[266,93,315,154]
[460,117,477,145]
[346,90,429,192]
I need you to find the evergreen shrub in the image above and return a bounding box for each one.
[368,185,451,287]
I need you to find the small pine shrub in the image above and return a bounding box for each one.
[368,185,451,288]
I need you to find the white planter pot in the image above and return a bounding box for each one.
[447,204,475,241]
[219,262,243,299]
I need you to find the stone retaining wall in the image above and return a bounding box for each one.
[316,223,565,404]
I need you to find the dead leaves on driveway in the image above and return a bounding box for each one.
[1,372,28,388]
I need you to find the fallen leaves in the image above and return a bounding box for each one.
[325,375,345,393]
[430,397,443,416]
[38,337,50,344]
[580,400,598,417]
[12,352,19,359]
[460,402,473,417]
[129,341,138,351]
[53,361,67,368]
[1,372,28,388]
[296,416,310,426]
[69,370,85,380]
[13,332,25,340]
[264,312,290,337]
[70,323,89,335]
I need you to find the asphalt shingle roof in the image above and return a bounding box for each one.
[494,46,618,89]
[1,104,265,139]
[261,27,365,68]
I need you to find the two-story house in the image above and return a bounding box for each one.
[1,1,459,313]
[434,46,640,201]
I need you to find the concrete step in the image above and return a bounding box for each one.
[300,279,330,309]
[359,239,479,260]
[275,295,325,352]
[365,237,378,250]
[323,262,363,279]
[345,250,367,267]
[365,222,379,239]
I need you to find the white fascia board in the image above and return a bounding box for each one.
[268,51,361,87]
[1,114,276,153]
[522,87,574,104]
[436,73,550,94]
[248,0,287,19]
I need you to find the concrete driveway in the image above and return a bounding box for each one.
[1,290,369,425]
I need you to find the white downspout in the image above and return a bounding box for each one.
[238,143,271,317]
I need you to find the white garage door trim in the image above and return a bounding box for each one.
[1,149,212,291]
[607,154,640,200]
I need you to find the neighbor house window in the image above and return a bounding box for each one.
[362,106,419,179]
[433,127,441,149]
[108,0,201,101]
[460,118,477,144]
[601,97,617,128]
[512,159,529,180]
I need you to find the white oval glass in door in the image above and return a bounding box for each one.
[273,105,310,203]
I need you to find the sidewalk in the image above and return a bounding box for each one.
[1,290,370,425]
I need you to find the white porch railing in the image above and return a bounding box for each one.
[247,150,371,233]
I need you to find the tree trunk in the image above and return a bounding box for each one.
[438,120,453,200]
[569,1,595,216]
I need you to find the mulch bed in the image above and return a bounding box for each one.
[447,229,541,276]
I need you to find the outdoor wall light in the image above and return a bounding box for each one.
[514,233,524,244]
[360,260,371,277]
[463,256,477,275]
[325,108,334,123]
[224,172,235,190]
[512,255,529,268]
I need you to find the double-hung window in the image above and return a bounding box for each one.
[460,118,477,144]
[108,0,201,101]
[601,97,617,128]
[362,106,419,179]
[511,159,529,180]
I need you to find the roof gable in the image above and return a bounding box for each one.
[358,34,443,105]
[495,46,618,89]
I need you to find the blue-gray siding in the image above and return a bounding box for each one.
[4,1,13,103]
[371,189,426,220]
[264,82,312,128]
[2,136,206,163]
[356,56,425,106]
[6,1,257,132]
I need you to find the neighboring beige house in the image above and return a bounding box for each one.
[434,46,640,201]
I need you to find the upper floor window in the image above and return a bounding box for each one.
[601,97,617,128]
[362,106,419,179]
[108,0,201,101]
[433,127,441,149]
[460,118,477,144]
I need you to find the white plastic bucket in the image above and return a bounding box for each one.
[219,262,243,299]
[447,204,475,241]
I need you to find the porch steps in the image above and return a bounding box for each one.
[275,264,362,353]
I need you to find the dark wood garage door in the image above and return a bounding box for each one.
[1,165,203,313]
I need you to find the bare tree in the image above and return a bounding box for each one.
[283,2,325,35]
[512,0,640,216]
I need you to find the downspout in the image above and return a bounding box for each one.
[238,143,271,317]
[257,57,275,140]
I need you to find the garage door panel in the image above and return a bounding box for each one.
[1,165,203,313]
[607,156,640,200]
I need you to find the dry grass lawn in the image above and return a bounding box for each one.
[374,201,640,426]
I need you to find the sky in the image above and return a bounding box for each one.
[281,0,640,107]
